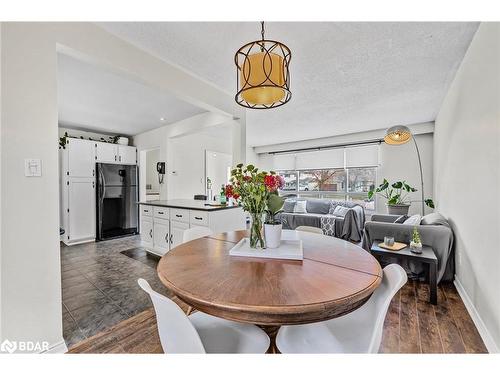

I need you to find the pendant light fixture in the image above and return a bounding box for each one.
[234,21,291,109]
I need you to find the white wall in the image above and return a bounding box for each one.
[434,23,500,352]
[378,133,433,215]
[145,148,160,193]
[169,131,232,200]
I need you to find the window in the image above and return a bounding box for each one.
[298,169,346,192]
[279,171,298,192]
[277,167,377,213]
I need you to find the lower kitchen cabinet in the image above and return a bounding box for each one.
[170,220,190,249]
[140,217,154,248]
[153,218,170,255]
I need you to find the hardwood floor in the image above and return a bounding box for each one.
[68,280,488,354]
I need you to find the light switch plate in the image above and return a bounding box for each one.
[24,159,42,177]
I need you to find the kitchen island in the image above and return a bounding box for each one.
[138,199,247,256]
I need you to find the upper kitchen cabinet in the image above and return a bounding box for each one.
[67,138,95,177]
[95,142,136,164]
[95,142,118,163]
[118,145,137,164]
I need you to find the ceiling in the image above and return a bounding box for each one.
[57,53,205,136]
[98,22,479,146]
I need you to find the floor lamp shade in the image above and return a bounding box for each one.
[384,125,412,145]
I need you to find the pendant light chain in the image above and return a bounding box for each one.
[261,21,265,41]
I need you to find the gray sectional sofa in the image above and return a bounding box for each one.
[276,198,366,242]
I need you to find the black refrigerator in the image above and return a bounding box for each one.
[96,163,139,241]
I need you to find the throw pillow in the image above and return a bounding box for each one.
[293,200,307,214]
[393,215,408,224]
[421,212,449,227]
[283,199,296,213]
[328,202,338,215]
[332,206,350,217]
[403,214,422,226]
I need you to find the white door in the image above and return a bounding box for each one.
[170,221,189,249]
[153,219,170,254]
[68,139,95,178]
[118,145,137,164]
[68,178,95,242]
[205,150,232,200]
[140,218,154,247]
[96,142,118,163]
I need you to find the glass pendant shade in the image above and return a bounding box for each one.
[384,125,412,145]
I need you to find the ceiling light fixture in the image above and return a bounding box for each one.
[234,21,291,109]
[160,117,166,121]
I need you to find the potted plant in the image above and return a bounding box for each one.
[368,179,434,215]
[264,182,285,249]
[410,226,423,254]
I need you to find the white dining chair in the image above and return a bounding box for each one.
[138,278,270,353]
[295,226,324,235]
[182,226,214,243]
[275,264,407,353]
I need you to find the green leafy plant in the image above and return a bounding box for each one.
[412,226,421,244]
[265,192,285,225]
[368,179,434,208]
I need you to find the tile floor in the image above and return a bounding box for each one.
[60,236,170,348]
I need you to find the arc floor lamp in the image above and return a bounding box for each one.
[383,125,425,215]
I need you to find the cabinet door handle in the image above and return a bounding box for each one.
[176,214,182,218]
[169,234,173,244]
[194,216,203,220]
[158,211,164,215]
[165,234,168,243]
[92,169,95,177]
[143,209,149,213]
[119,155,122,162]
[149,229,153,238]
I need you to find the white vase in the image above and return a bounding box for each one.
[410,241,422,254]
[264,223,282,249]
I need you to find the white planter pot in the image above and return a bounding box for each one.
[264,223,282,249]
[410,241,422,254]
[117,137,129,145]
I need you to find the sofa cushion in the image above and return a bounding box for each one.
[293,200,308,214]
[283,199,296,213]
[393,214,408,224]
[306,199,331,215]
[403,214,421,225]
[332,206,350,217]
[421,212,450,227]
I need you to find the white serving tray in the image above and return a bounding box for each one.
[229,231,303,260]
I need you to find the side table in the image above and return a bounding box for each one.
[370,242,438,305]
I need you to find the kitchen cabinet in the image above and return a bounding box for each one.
[170,220,189,249]
[138,202,246,256]
[67,139,95,178]
[118,145,137,164]
[140,217,154,248]
[153,219,170,255]
[67,178,95,243]
[95,142,118,163]
[95,143,136,164]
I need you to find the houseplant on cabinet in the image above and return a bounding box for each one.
[368,179,434,215]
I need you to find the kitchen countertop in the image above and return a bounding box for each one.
[138,199,241,212]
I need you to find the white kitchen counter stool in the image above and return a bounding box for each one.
[138,278,269,353]
[275,264,407,353]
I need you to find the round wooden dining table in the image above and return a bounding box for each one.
[157,230,382,352]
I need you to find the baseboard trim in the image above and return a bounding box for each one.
[454,277,499,353]
[41,339,68,354]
